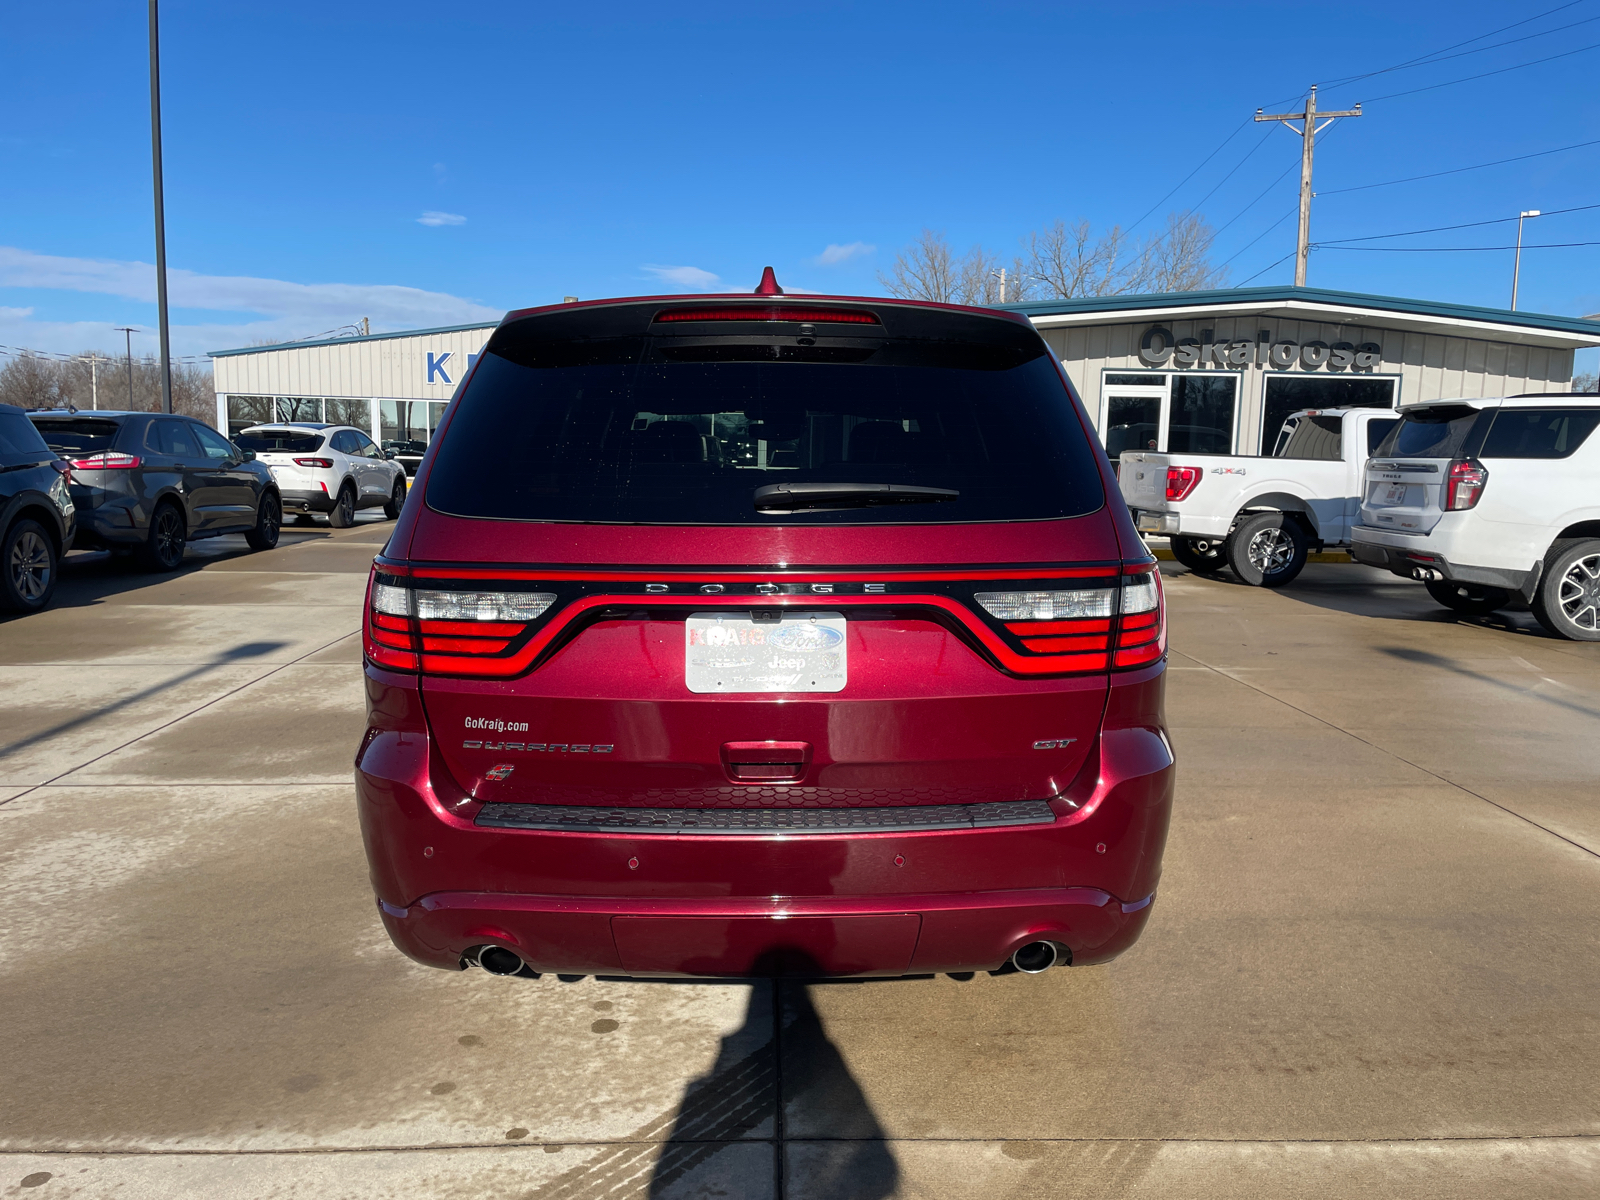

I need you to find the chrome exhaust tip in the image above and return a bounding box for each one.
[475,945,527,976]
[1011,941,1059,974]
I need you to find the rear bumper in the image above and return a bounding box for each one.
[279,487,335,514]
[377,886,1155,977]
[1351,528,1537,598]
[355,666,1175,978]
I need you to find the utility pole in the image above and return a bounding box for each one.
[116,327,138,408]
[1256,86,1362,287]
[84,351,100,410]
[148,0,173,414]
[1511,209,1541,311]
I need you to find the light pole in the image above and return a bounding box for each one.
[148,0,173,414]
[1511,209,1541,311]
[115,327,138,408]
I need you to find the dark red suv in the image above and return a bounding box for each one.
[357,276,1174,980]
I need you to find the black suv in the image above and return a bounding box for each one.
[1,403,75,613]
[27,410,281,571]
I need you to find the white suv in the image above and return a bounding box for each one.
[234,423,408,527]
[1351,394,1600,640]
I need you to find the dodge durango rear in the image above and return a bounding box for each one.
[355,274,1175,980]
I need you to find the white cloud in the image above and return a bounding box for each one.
[816,242,874,266]
[0,245,502,357]
[641,264,721,290]
[417,211,466,227]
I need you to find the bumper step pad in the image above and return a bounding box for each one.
[474,798,1056,835]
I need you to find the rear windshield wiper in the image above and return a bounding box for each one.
[753,481,960,512]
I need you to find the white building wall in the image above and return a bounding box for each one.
[211,325,495,402]
[1037,316,1573,453]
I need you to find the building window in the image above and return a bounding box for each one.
[380,399,449,471]
[1260,376,1395,454]
[276,397,323,423]
[226,395,273,437]
[325,397,369,428]
[1100,372,1237,456]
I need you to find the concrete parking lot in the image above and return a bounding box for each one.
[2,524,1597,1198]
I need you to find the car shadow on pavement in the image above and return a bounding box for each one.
[0,639,288,766]
[1171,560,1562,638]
[1377,645,1600,719]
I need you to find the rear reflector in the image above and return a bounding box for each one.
[67,452,140,470]
[653,305,880,325]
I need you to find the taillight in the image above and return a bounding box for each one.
[364,569,557,675]
[67,452,141,470]
[294,457,334,468]
[975,569,1165,672]
[1165,465,1201,502]
[1444,458,1488,511]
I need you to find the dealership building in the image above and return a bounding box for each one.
[210,286,1600,465]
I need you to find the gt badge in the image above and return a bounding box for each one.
[484,764,515,781]
[1032,738,1078,750]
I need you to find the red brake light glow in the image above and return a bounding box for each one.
[1444,458,1488,511]
[653,305,880,325]
[1165,465,1202,502]
[67,452,141,470]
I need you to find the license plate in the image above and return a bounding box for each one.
[1380,482,1408,505]
[685,612,847,694]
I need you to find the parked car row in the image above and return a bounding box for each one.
[0,408,408,614]
[1117,395,1600,640]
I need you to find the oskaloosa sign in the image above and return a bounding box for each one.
[1139,326,1381,371]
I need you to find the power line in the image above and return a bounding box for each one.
[1317,201,1600,245]
[1124,116,1254,236]
[1316,0,1591,90]
[1365,38,1600,103]
[1181,128,1276,219]
[1321,240,1600,252]
[0,342,209,364]
[1318,137,1600,195]
[1236,250,1297,287]
[1219,204,1300,270]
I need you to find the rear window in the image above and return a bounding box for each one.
[426,316,1105,525]
[1479,407,1600,459]
[29,416,121,455]
[1372,405,1482,459]
[236,428,326,453]
[1,412,53,458]
[1276,414,1342,460]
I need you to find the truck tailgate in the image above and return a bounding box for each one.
[1117,453,1168,510]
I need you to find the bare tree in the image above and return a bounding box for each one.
[0,353,63,410]
[882,212,1227,304]
[878,229,960,303]
[0,351,215,421]
[1573,371,1597,394]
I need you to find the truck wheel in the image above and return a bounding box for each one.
[1226,512,1309,587]
[1169,535,1226,574]
[1424,579,1509,616]
[1531,538,1600,641]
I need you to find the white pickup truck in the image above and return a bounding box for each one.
[1117,407,1399,586]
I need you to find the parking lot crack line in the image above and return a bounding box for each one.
[1169,649,1600,863]
[0,630,361,811]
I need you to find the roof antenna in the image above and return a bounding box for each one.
[754,266,784,296]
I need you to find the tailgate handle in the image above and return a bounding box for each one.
[721,741,811,782]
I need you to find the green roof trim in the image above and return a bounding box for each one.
[1000,285,1600,337]
[209,321,500,358]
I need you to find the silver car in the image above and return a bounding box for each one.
[235,423,408,527]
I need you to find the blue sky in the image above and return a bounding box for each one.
[5,0,1600,374]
